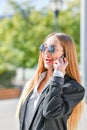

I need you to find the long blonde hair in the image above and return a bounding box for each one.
[16,32,83,130]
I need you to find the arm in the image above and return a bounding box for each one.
[43,76,85,119]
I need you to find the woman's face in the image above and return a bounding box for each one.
[42,36,64,70]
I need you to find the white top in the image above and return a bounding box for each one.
[24,70,64,130]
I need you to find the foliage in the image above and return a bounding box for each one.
[0,70,16,88]
[0,0,80,73]
[58,0,80,61]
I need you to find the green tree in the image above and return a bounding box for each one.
[58,0,80,60]
[0,0,80,72]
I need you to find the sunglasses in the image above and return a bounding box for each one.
[39,44,55,54]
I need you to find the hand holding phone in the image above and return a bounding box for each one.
[60,53,66,62]
[53,53,68,74]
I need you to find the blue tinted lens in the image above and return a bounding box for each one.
[39,44,46,52]
[39,44,55,53]
[48,45,55,53]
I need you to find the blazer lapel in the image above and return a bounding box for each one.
[20,91,33,130]
[28,86,48,130]
[36,81,50,110]
[35,89,46,111]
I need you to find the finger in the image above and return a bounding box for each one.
[63,57,67,62]
[65,61,68,67]
[59,58,64,64]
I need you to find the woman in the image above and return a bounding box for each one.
[17,32,85,130]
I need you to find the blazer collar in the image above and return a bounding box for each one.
[28,86,48,130]
[20,71,50,130]
[20,91,33,130]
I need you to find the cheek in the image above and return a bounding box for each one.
[53,54,60,60]
[53,53,63,60]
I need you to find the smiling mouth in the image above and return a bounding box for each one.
[45,58,53,63]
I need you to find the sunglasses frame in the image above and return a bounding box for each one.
[39,44,55,54]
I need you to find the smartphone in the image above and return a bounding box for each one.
[60,53,66,61]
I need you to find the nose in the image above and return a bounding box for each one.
[45,48,48,52]
[44,48,51,55]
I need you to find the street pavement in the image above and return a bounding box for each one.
[0,99,87,130]
[0,99,18,130]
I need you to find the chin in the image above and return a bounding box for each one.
[44,63,53,70]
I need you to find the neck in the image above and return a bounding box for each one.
[46,69,53,80]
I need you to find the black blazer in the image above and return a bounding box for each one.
[19,75,85,130]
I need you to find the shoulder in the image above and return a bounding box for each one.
[21,80,31,94]
[63,76,85,94]
[24,80,30,87]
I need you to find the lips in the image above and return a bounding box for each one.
[44,58,53,63]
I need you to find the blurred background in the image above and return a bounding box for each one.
[0,0,87,130]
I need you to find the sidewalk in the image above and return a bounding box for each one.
[0,99,18,130]
[0,99,87,130]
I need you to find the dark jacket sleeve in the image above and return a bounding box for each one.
[43,76,85,119]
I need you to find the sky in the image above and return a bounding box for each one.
[0,0,50,16]
[0,0,69,16]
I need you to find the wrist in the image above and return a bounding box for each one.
[53,70,65,78]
